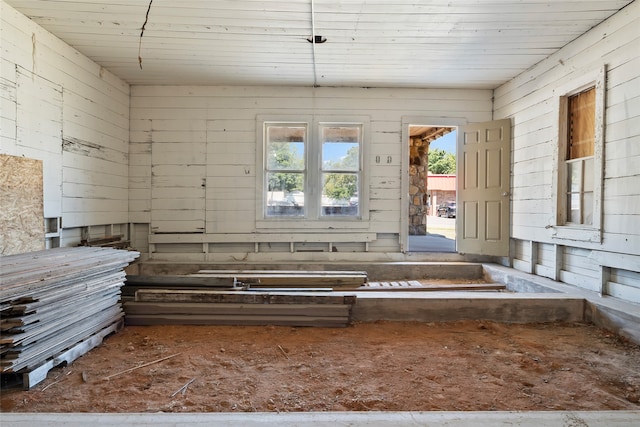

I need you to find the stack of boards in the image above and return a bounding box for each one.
[0,247,139,388]
[123,270,364,328]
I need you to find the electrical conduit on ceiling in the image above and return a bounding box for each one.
[310,0,318,87]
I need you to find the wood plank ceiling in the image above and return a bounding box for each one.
[4,0,634,88]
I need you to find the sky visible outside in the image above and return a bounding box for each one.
[429,130,456,154]
[312,129,457,164]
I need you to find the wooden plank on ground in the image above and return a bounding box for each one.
[197,270,368,276]
[134,289,356,305]
[125,314,350,328]
[124,302,351,317]
[193,270,367,288]
[21,320,123,389]
[125,275,236,287]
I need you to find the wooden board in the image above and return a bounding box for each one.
[363,281,507,292]
[125,275,236,287]
[190,271,367,288]
[126,287,356,327]
[124,302,350,317]
[125,314,350,328]
[0,154,44,256]
[21,320,123,390]
[134,289,356,305]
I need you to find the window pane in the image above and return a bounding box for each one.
[322,142,359,171]
[567,193,581,223]
[321,173,359,216]
[266,172,304,217]
[567,161,581,193]
[567,87,595,160]
[266,126,305,171]
[321,125,360,144]
[266,141,305,170]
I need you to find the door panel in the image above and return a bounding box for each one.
[457,119,511,256]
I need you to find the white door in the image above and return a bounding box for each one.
[456,119,511,256]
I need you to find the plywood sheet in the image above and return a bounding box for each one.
[0,154,44,256]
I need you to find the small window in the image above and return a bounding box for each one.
[264,123,306,217]
[320,124,362,217]
[565,87,595,225]
[551,65,605,243]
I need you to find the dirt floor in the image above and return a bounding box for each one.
[2,320,640,413]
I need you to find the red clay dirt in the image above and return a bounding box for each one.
[2,320,639,413]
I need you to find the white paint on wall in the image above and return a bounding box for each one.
[1,1,130,243]
[495,1,640,295]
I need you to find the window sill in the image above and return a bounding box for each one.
[256,218,370,230]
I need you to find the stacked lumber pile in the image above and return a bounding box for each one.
[0,246,139,388]
[79,234,129,249]
[122,270,367,298]
[124,289,356,328]
[121,274,239,298]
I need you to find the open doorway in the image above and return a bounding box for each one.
[407,126,457,252]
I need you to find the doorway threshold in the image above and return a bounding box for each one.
[407,234,455,252]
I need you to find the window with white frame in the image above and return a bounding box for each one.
[261,119,364,221]
[552,66,605,242]
[565,86,596,225]
[264,123,307,217]
[320,123,361,217]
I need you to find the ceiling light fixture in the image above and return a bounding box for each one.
[307,35,327,44]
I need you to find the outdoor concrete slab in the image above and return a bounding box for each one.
[3,411,639,426]
[135,261,485,282]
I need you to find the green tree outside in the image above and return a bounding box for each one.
[428,148,456,174]
[323,146,359,200]
[267,142,304,192]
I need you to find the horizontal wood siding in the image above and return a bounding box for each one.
[495,2,640,296]
[130,86,492,256]
[8,0,631,89]
[607,268,640,303]
[1,2,130,237]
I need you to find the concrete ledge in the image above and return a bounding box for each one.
[135,261,484,281]
[347,292,585,323]
[3,411,639,426]
[483,263,640,345]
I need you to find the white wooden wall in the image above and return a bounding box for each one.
[495,1,640,302]
[130,86,492,260]
[1,1,130,246]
